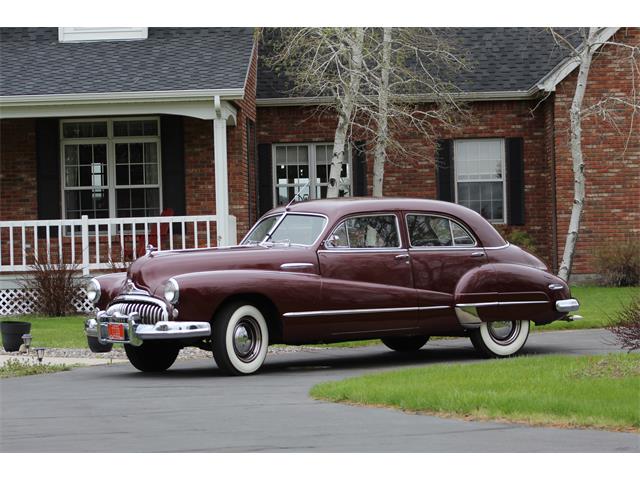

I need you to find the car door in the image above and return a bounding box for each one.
[315,212,419,338]
[405,212,488,333]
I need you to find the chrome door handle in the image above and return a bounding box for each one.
[395,254,410,260]
[471,252,485,257]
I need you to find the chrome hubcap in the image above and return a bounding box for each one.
[487,320,521,345]
[232,316,262,363]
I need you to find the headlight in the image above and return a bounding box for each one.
[87,278,101,304]
[164,278,179,304]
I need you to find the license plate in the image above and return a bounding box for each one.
[108,323,125,341]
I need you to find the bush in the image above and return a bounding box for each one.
[595,240,640,286]
[496,228,538,255]
[20,255,84,317]
[607,296,640,352]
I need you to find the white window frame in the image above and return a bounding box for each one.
[453,138,507,224]
[271,143,353,208]
[59,117,163,221]
[58,27,148,43]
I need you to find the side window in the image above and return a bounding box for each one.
[328,215,400,248]
[407,215,475,247]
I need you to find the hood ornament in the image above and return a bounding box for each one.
[146,244,158,256]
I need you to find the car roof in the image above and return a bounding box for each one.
[267,197,507,248]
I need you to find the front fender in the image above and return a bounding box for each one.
[168,269,322,323]
[94,272,127,310]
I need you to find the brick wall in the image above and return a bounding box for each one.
[0,119,37,221]
[257,101,555,267]
[553,27,640,275]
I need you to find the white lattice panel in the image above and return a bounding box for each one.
[0,287,94,316]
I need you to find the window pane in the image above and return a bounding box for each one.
[451,221,475,246]
[454,139,504,181]
[115,143,128,164]
[144,143,158,163]
[328,222,349,247]
[62,121,107,138]
[130,143,143,163]
[407,215,452,247]
[458,181,503,222]
[113,120,159,137]
[65,189,109,219]
[79,144,93,165]
[343,215,399,248]
[64,145,79,166]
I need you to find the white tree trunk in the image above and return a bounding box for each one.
[327,28,365,198]
[558,28,597,282]
[372,27,392,197]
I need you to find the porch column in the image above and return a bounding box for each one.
[213,116,230,246]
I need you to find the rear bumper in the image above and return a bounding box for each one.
[555,298,580,313]
[85,311,211,346]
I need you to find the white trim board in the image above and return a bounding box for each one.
[0,99,238,124]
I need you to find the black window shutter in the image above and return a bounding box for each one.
[36,118,61,220]
[257,144,273,216]
[435,139,454,202]
[506,137,525,226]
[352,141,367,196]
[160,115,186,216]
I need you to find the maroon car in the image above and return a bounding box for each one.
[84,198,580,375]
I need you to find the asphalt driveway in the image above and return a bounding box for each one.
[1,328,638,452]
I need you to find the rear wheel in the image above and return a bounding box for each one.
[469,320,530,358]
[381,335,429,352]
[124,341,180,372]
[212,302,269,376]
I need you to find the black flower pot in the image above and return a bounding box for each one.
[0,321,32,352]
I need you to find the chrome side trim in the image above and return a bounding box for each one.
[456,300,549,308]
[280,263,315,269]
[283,305,449,318]
[556,299,579,312]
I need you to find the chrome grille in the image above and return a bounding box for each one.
[107,301,167,325]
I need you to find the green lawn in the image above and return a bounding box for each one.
[311,353,640,431]
[0,286,637,349]
[0,358,73,378]
[534,286,638,331]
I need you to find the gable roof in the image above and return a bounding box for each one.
[0,27,255,99]
[256,27,597,103]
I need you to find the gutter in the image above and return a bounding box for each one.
[0,88,245,108]
[256,88,543,107]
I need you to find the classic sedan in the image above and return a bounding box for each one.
[84,198,580,375]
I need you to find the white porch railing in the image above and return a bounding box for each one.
[0,214,236,275]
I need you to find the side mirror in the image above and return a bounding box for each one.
[324,234,340,249]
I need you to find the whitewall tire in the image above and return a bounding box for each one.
[470,320,530,358]
[212,302,269,375]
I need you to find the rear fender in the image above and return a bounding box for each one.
[454,263,571,328]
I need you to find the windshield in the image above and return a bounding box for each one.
[242,214,327,246]
[242,214,281,245]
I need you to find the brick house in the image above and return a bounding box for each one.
[0,27,638,301]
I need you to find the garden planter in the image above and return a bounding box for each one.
[0,321,32,352]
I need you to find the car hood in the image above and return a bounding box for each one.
[127,245,316,295]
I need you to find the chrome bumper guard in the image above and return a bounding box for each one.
[555,298,580,313]
[85,311,211,346]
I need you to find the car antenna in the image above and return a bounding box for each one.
[285,182,311,210]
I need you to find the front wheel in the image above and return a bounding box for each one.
[212,303,269,376]
[469,320,530,358]
[381,335,429,352]
[124,341,180,372]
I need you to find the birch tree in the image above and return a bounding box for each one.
[550,28,640,281]
[265,28,366,198]
[265,27,467,198]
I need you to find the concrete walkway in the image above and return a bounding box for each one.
[0,353,127,367]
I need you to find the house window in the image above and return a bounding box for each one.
[61,118,162,220]
[454,138,506,223]
[273,143,351,206]
[58,27,148,43]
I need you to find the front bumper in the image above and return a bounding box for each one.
[85,311,211,346]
